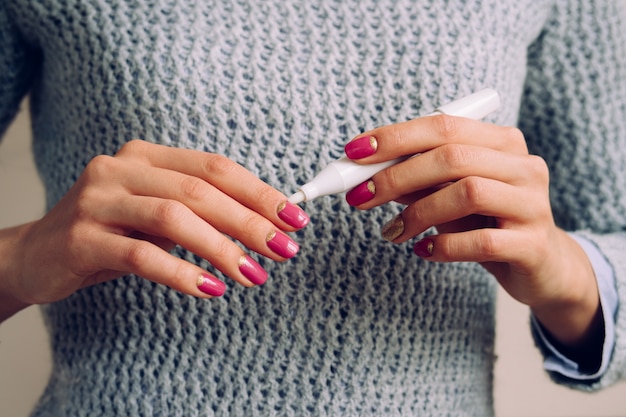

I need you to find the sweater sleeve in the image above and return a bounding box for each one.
[531,234,617,381]
[518,0,626,391]
[0,2,37,138]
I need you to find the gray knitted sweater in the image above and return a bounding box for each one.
[2,0,626,415]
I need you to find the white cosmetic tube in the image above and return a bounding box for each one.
[288,88,500,204]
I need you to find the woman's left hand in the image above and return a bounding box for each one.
[344,114,602,358]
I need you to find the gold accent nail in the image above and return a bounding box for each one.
[238,254,247,267]
[369,136,378,151]
[196,276,206,286]
[381,214,405,242]
[367,180,376,195]
[266,230,277,242]
[277,201,287,213]
[426,240,434,255]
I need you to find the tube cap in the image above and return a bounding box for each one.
[288,190,306,204]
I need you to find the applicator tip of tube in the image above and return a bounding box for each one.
[288,190,306,204]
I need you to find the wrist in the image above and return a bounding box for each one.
[530,230,604,371]
[0,222,35,322]
[0,289,31,322]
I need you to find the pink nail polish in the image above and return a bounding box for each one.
[238,255,268,285]
[346,180,376,206]
[196,273,226,296]
[266,230,299,258]
[414,239,434,257]
[345,135,378,159]
[277,201,310,228]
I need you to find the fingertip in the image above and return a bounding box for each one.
[266,230,300,259]
[238,254,269,286]
[381,214,405,242]
[196,273,226,297]
[277,200,310,229]
[345,135,378,160]
[413,238,435,258]
[346,180,376,206]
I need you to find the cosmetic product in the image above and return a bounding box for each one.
[288,88,500,204]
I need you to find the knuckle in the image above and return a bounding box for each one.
[239,213,264,237]
[431,114,459,141]
[403,202,427,230]
[116,139,147,156]
[83,155,117,181]
[502,126,528,152]
[123,241,155,270]
[503,126,524,141]
[178,176,210,202]
[381,166,401,190]
[168,261,189,288]
[526,155,550,183]
[434,237,453,259]
[437,144,473,172]
[383,123,406,149]
[249,186,278,208]
[152,200,188,228]
[200,153,238,178]
[459,177,487,210]
[475,231,500,259]
[211,237,233,262]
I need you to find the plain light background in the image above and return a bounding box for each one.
[0,100,625,417]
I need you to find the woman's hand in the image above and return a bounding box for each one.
[343,115,602,362]
[0,140,309,320]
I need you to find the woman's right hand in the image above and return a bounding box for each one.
[0,140,309,319]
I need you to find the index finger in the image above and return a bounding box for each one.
[115,140,309,231]
[345,115,528,164]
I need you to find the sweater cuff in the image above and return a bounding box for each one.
[531,233,617,380]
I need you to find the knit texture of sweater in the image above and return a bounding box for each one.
[2,0,626,415]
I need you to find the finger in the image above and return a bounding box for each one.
[345,116,528,164]
[412,228,537,265]
[350,146,548,209]
[380,177,547,243]
[89,232,227,297]
[412,228,550,290]
[113,167,302,261]
[115,140,309,231]
[99,195,297,287]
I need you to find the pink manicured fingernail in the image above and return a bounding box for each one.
[346,180,376,206]
[196,273,226,296]
[345,135,378,159]
[238,255,268,285]
[414,238,434,257]
[266,230,299,258]
[277,201,310,229]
